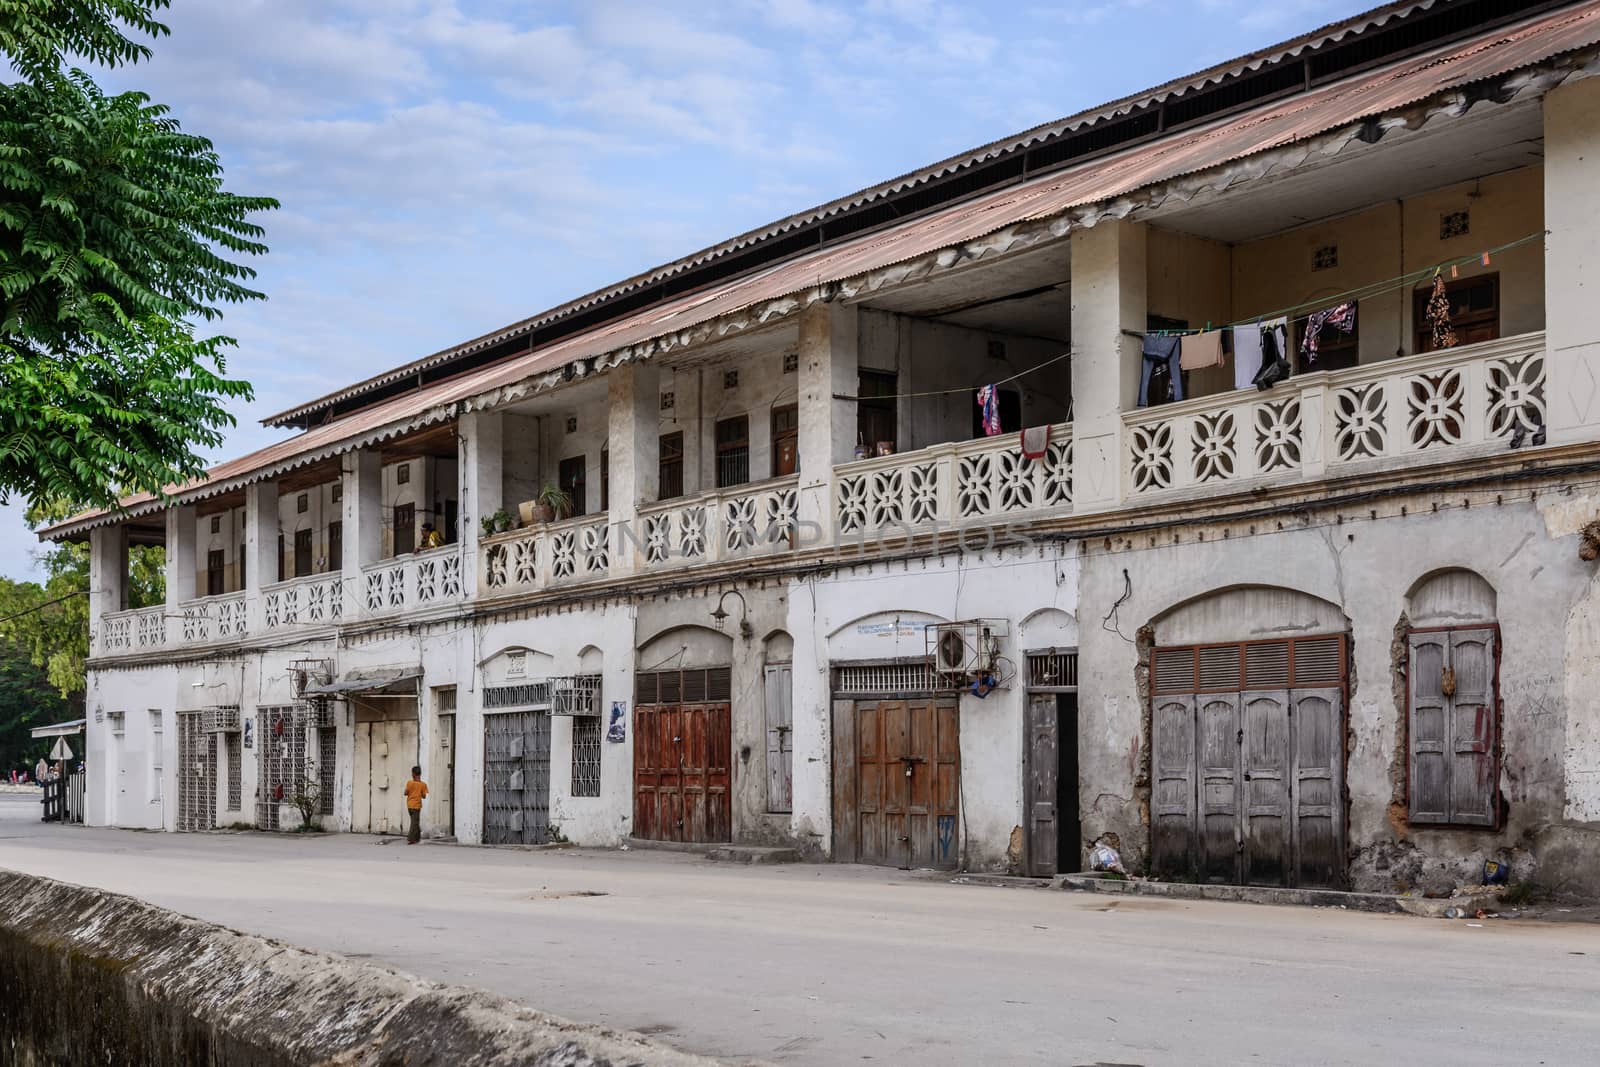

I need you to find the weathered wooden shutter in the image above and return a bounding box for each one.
[1149,694,1195,880]
[1448,628,1497,827]
[1290,687,1343,888]
[1196,693,1242,884]
[1240,691,1290,887]
[1408,632,1451,823]
[764,664,793,813]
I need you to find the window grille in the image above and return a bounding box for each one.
[832,661,938,695]
[1151,635,1347,694]
[226,733,242,811]
[435,686,458,713]
[318,728,336,815]
[1025,650,1079,688]
[483,682,552,709]
[571,717,602,797]
[635,668,732,705]
[551,674,602,717]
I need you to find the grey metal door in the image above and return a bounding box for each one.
[1024,693,1058,877]
[483,710,550,845]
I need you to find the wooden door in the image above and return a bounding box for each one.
[1291,688,1343,887]
[1196,693,1241,884]
[1024,694,1058,877]
[771,405,798,477]
[765,664,793,813]
[206,549,225,597]
[294,528,313,577]
[840,697,959,870]
[632,701,731,843]
[1150,693,1196,880]
[393,503,415,555]
[1241,691,1291,887]
[327,521,343,570]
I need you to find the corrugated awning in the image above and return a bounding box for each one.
[38,3,1600,543]
[30,719,86,739]
[302,669,421,697]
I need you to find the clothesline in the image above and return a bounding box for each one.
[832,229,1545,404]
[1128,230,1546,337]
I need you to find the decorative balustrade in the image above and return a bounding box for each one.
[262,573,344,630]
[639,476,799,570]
[1122,332,1546,499]
[481,516,611,596]
[179,592,246,644]
[361,546,463,615]
[834,423,1073,534]
[98,609,134,655]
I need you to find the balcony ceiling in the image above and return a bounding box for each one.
[1152,96,1545,243]
[855,241,1072,342]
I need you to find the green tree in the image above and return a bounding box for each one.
[0,637,73,776]
[0,0,276,510]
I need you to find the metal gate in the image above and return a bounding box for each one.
[483,709,551,845]
[634,668,732,843]
[1150,634,1346,888]
[176,712,217,832]
[257,707,309,831]
[831,690,960,870]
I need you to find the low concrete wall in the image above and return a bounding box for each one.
[0,870,718,1066]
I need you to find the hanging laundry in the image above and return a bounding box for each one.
[1020,424,1050,460]
[1179,329,1224,371]
[977,385,1002,436]
[1425,274,1458,350]
[1232,324,1264,390]
[1252,317,1291,391]
[1300,301,1356,366]
[1138,334,1183,407]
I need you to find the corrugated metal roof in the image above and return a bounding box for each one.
[42,2,1600,541]
[258,0,1496,429]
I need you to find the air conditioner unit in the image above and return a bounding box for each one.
[926,620,1008,688]
[289,658,333,699]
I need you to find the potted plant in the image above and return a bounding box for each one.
[483,508,513,536]
[519,485,572,525]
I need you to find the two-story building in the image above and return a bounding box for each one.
[45,0,1600,894]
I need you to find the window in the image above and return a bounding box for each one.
[660,391,675,411]
[715,415,749,488]
[225,733,241,811]
[327,521,342,570]
[396,463,410,485]
[149,710,163,804]
[571,716,602,798]
[239,542,246,589]
[206,549,225,597]
[318,729,336,815]
[600,449,609,512]
[393,503,415,555]
[659,431,684,501]
[331,481,342,504]
[723,369,739,390]
[1312,244,1338,271]
[1298,311,1360,373]
[294,528,313,578]
[277,533,285,583]
[1408,626,1499,828]
[771,404,798,477]
[1440,210,1470,240]
[210,515,221,535]
[566,415,578,434]
[857,370,897,454]
[296,493,309,514]
[1413,273,1499,353]
[559,455,587,518]
[783,351,798,374]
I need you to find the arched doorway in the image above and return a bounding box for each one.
[633,626,733,844]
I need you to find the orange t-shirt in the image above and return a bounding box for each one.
[404,779,428,810]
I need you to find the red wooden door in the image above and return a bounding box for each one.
[633,671,732,844]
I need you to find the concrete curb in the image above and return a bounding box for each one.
[0,868,728,1066]
[623,838,800,864]
[1058,873,1458,915]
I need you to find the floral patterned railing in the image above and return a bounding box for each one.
[834,422,1073,534]
[262,573,344,630]
[637,476,799,570]
[179,592,246,644]
[1123,333,1546,499]
[361,546,463,615]
[482,516,610,596]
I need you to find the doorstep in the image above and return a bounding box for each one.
[1060,873,1459,915]
[622,838,800,864]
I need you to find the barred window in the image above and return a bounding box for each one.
[319,728,337,815]
[571,717,602,797]
[226,733,242,811]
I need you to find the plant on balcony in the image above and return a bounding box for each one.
[480,509,513,538]
[521,484,572,525]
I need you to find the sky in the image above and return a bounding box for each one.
[0,0,1361,580]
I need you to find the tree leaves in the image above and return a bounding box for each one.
[0,4,276,510]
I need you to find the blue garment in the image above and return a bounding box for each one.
[1139,334,1183,407]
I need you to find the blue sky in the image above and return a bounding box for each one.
[0,0,1360,580]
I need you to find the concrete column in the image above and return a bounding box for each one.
[459,410,502,589]
[1544,74,1600,445]
[1069,219,1147,512]
[342,449,382,616]
[88,524,126,653]
[797,301,858,541]
[243,480,279,633]
[607,362,661,573]
[163,505,196,642]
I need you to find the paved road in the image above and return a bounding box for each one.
[2,795,1596,1066]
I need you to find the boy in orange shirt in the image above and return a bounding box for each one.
[404,765,428,844]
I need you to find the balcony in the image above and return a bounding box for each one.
[262,572,344,631]
[360,545,464,616]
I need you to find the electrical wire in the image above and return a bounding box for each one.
[0,589,89,628]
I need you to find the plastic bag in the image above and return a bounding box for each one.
[1089,842,1126,875]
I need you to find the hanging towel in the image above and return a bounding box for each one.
[977,385,1001,436]
[1300,301,1357,365]
[1232,324,1264,390]
[1425,275,1458,351]
[1179,329,1225,371]
[1020,424,1050,460]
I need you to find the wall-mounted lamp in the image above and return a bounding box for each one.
[710,589,753,640]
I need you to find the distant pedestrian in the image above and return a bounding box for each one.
[404,765,428,845]
[35,758,47,784]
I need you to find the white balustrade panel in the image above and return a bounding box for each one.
[179,592,245,644]
[362,546,464,615]
[1124,333,1547,498]
[263,573,344,630]
[638,477,799,569]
